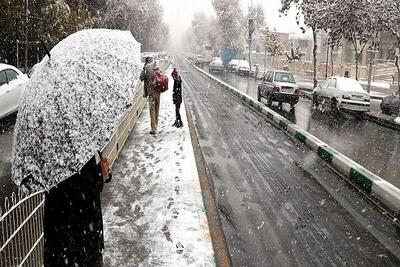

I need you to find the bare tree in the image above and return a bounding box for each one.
[280,0,330,88]
[212,0,245,53]
[259,26,284,69]
[328,0,380,80]
[379,0,400,92]
[101,0,169,51]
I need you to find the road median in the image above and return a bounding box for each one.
[191,63,400,217]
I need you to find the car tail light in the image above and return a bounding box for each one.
[272,86,280,92]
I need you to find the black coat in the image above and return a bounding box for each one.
[44,156,104,267]
[173,77,182,105]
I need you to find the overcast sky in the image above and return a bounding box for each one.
[160,0,306,48]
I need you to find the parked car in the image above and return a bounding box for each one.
[194,55,206,67]
[237,60,250,76]
[0,63,28,119]
[313,77,370,113]
[257,70,299,108]
[209,57,224,74]
[228,59,239,72]
[380,91,400,115]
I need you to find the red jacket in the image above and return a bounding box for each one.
[171,68,178,80]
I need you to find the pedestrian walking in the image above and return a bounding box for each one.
[171,68,183,128]
[140,58,161,135]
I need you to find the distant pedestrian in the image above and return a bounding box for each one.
[140,58,161,135]
[171,68,183,128]
[172,67,178,80]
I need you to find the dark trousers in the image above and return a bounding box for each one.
[175,103,181,122]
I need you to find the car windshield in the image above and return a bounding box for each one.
[336,78,364,92]
[274,72,295,83]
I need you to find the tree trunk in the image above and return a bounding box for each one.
[355,53,359,81]
[330,45,334,76]
[396,55,400,93]
[273,56,276,69]
[312,27,318,88]
[397,40,400,93]
[264,48,267,71]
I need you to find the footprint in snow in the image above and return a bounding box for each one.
[174,186,180,195]
[176,242,184,254]
[167,197,174,209]
[172,209,179,219]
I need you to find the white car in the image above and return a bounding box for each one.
[0,64,28,119]
[228,59,239,72]
[209,57,224,74]
[313,77,370,112]
[237,60,250,76]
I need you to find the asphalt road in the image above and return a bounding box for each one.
[203,68,400,189]
[179,58,400,266]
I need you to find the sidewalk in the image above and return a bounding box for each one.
[101,71,215,266]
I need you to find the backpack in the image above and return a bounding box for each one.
[153,70,169,93]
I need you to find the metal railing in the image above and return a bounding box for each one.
[0,190,45,267]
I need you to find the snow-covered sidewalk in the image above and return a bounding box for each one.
[101,69,215,266]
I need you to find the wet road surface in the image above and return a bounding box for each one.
[179,58,400,266]
[204,67,400,189]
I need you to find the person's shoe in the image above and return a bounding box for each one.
[172,121,178,127]
[176,121,183,128]
[150,130,156,135]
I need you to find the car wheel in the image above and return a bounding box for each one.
[265,93,272,106]
[331,98,338,113]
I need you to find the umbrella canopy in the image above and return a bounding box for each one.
[12,29,142,191]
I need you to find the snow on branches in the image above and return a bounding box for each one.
[212,0,245,52]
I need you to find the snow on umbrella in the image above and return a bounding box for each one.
[11,29,142,191]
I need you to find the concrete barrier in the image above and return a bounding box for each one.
[190,63,400,216]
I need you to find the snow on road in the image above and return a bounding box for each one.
[102,69,215,267]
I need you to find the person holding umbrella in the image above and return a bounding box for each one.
[11,29,142,266]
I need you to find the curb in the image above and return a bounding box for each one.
[191,64,400,216]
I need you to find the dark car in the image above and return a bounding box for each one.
[257,70,300,108]
[380,91,400,115]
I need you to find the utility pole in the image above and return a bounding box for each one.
[24,0,29,72]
